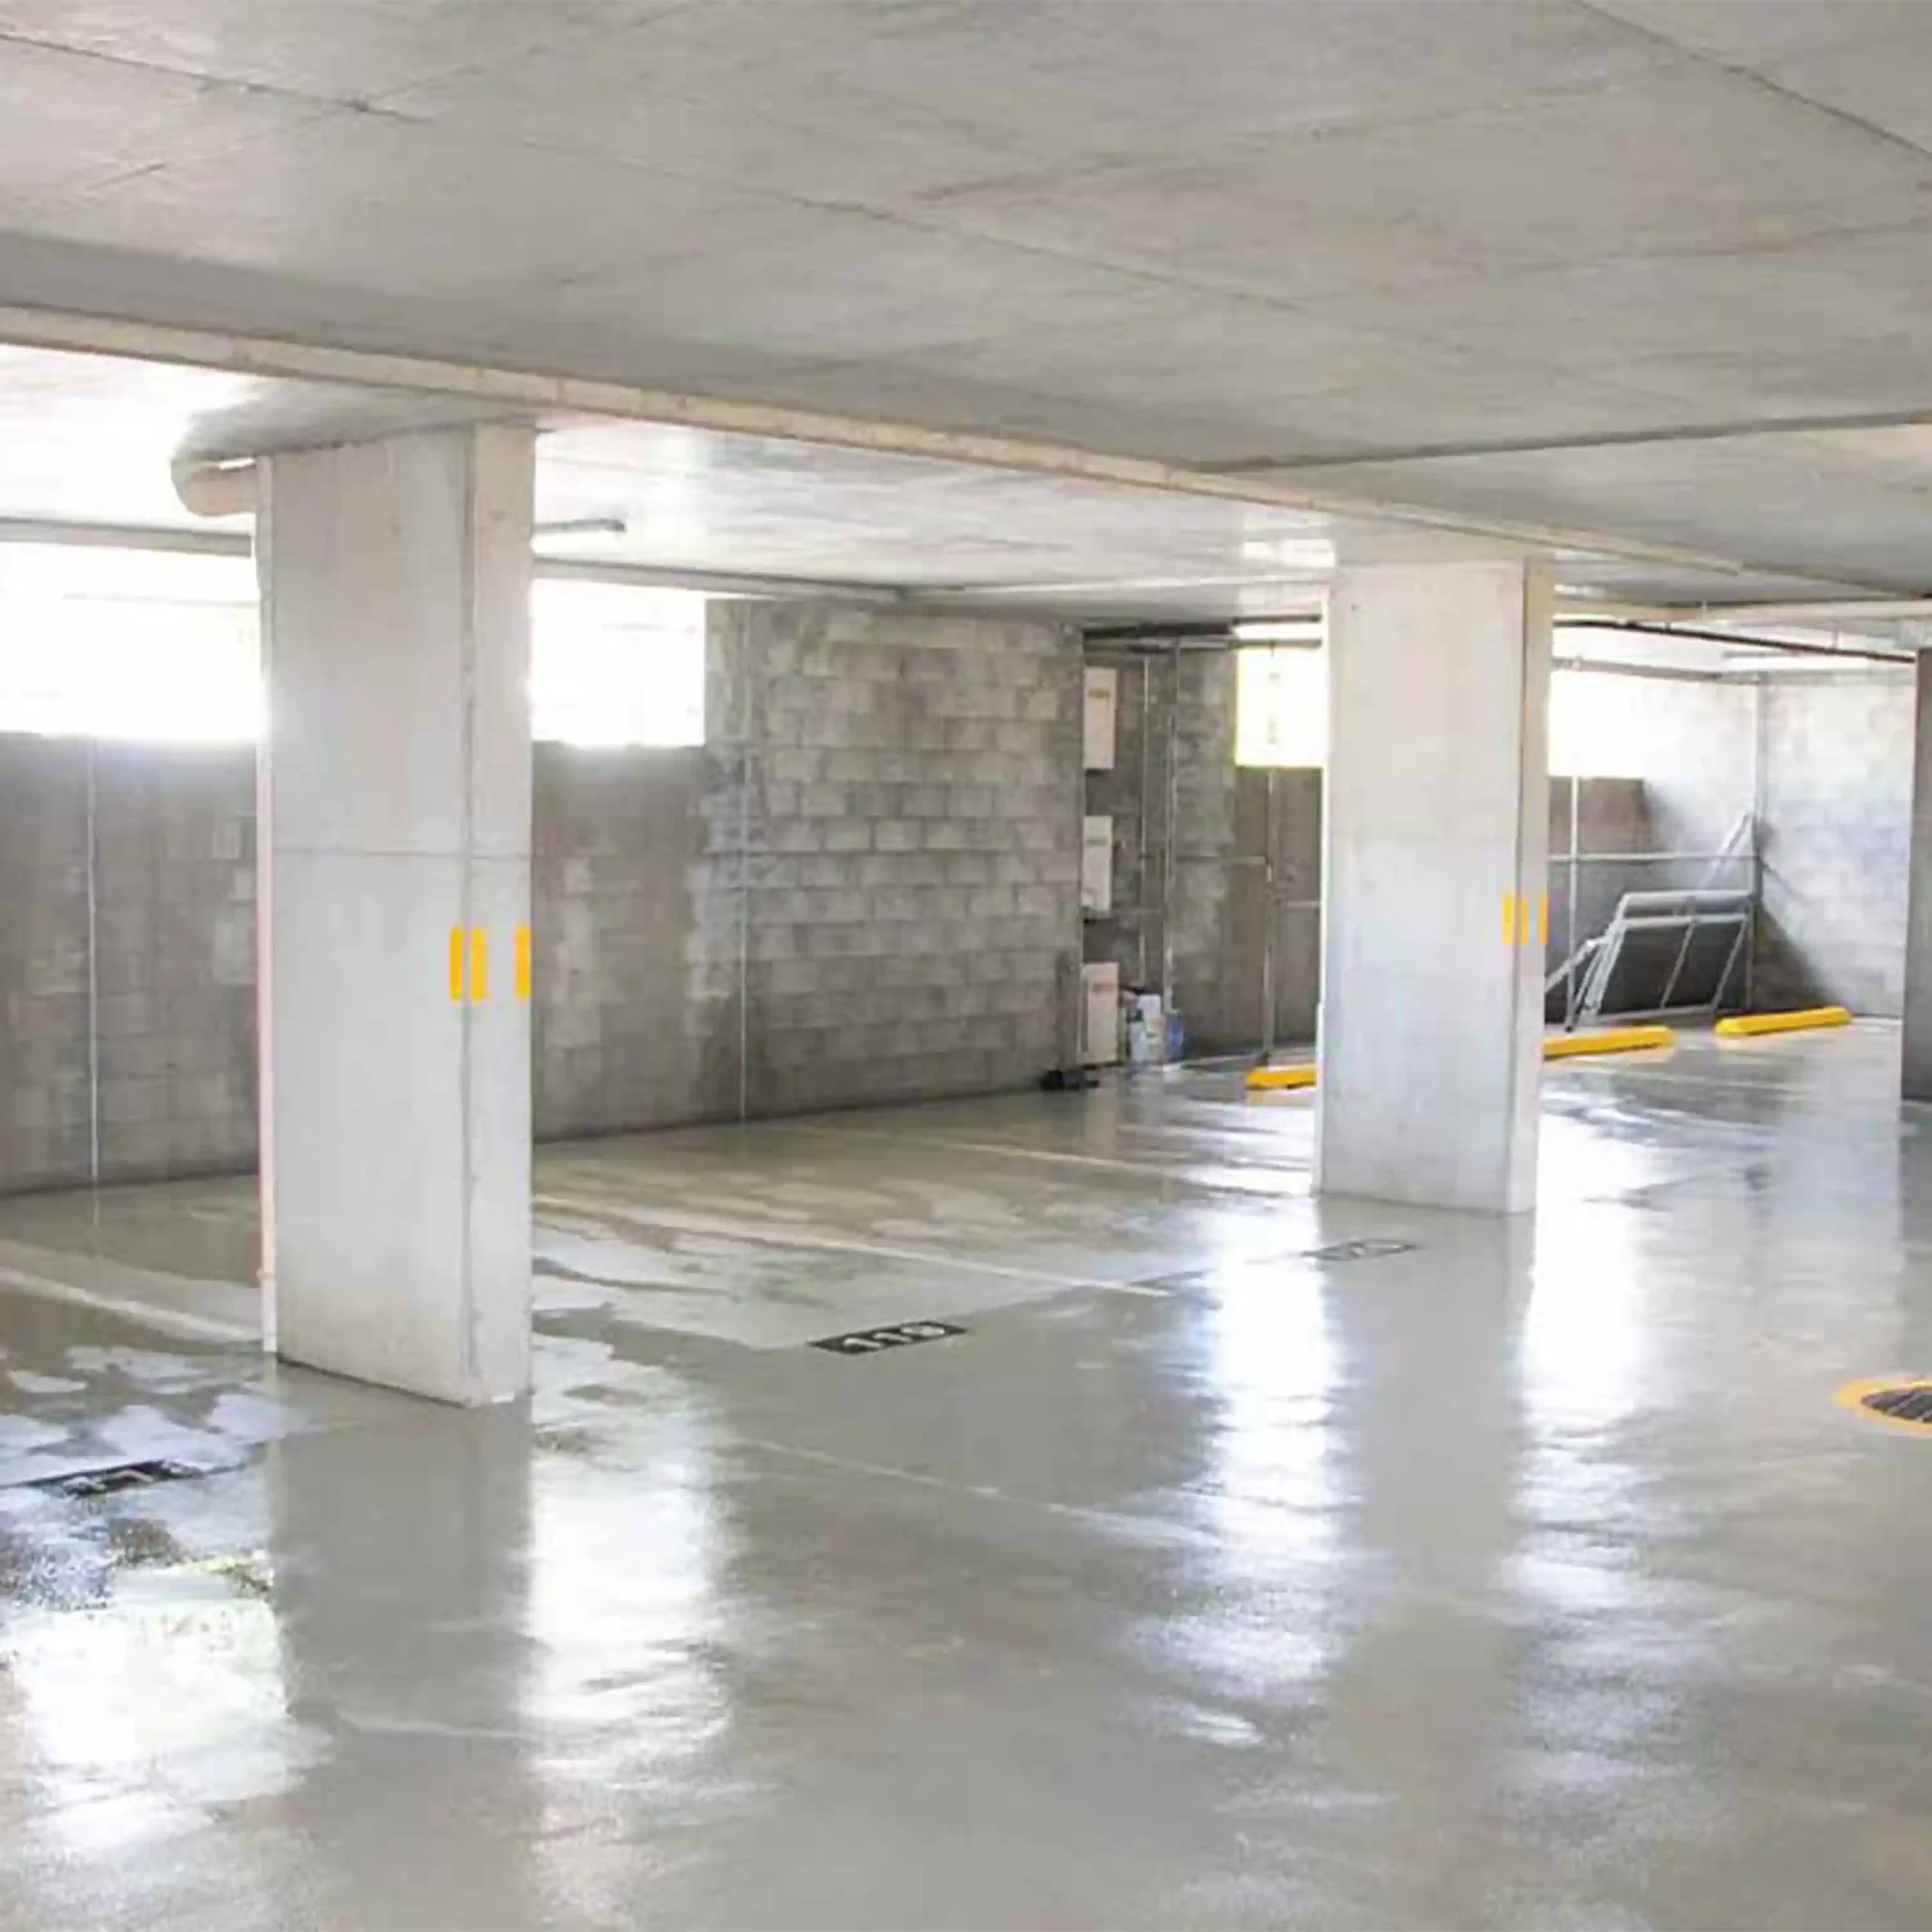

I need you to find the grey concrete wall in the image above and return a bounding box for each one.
[1544,665,1913,1020]
[1079,650,1320,1057]
[1165,651,1251,1055]
[8,634,1901,1195]
[0,601,1081,1192]
[0,737,256,1194]
[717,601,1081,1112]
[1756,669,1915,1017]
[1545,671,1759,1018]
[0,737,91,1190]
[531,744,734,1138]
[1544,774,1653,1011]
[1080,658,1764,1055]
[1589,672,1758,860]
[92,743,257,1177]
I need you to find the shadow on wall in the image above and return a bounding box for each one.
[1747,906,1829,1014]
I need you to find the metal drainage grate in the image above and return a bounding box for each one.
[1857,1383,1932,1429]
[811,1320,964,1357]
[27,1459,203,1500]
[1307,1238,1417,1264]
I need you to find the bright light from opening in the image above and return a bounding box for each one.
[1236,645,1327,768]
[0,544,260,741]
[1232,617,1323,643]
[1549,668,1644,778]
[1235,652,1649,778]
[0,547,709,749]
[531,580,706,748]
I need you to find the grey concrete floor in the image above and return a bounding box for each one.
[3,1026,1932,1928]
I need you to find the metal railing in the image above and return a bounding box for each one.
[1549,807,1758,1029]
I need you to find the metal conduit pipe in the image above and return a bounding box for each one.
[1083,617,1915,666]
[1561,618,1912,666]
[1571,597,1932,626]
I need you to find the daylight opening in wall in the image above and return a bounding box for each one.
[1234,648,1648,780]
[1549,667,1646,779]
[0,547,709,748]
[0,544,260,741]
[1235,645,1327,768]
[530,580,706,748]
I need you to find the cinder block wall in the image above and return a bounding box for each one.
[1079,649,1317,1056]
[531,745,734,1137]
[0,600,1081,1192]
[0,738,255,1192]
[1164,652,1247,1053]
[714,601,1082,1112]
[0,737,91,1189]
[1756,669,1915,1016]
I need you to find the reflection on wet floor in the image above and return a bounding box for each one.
[4,1026,1932,1927]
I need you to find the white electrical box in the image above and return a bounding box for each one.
[1082,665,1118,771]
[1080,961,1121,1066]
[1081,814,1114,915]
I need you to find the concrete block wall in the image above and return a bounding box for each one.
[4,630,1911,1196]
[1165,651,1248,1054]
[1545,670,1758,1014]
[1544,775,1653,1004]
[0,737,255,1193]
[1549,664,1915,1020]
[531,744,736,1138]
[1079,657,1773,1054]
[0,737,91,1189]
[0,601,1083,1192]
[715,601,1082,1112]
[1080,650,1322,1057]
[1756,669,1915,1016]
[1583,672,1758,860]
[91,743,257,1177]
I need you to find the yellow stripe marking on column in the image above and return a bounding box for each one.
[1502,892,1517,945]
[514,923,531,1001]
[469,926,489,1003]
[448,927,466,1001]
[1537,891,1549,946]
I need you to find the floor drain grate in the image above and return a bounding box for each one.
[1307,1238,1417,1264]
[28,1459,203,1500]
[1838,1379,1932,1433]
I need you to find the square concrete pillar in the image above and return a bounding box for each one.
[257,424,534,1402]
[1903,655,1932,1100]
[1315,559,1552,1213]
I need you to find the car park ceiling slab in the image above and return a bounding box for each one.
[5,3,1932,597]
[531,416,1878,623]
[0,343,522,528]
[0,343,1874,626]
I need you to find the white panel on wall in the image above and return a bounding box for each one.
[1083,665,1118,771]
[1080,961,1120,1066]
[1081,814,1113,914]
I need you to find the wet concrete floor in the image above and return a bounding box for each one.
[2,1026,1932,1927]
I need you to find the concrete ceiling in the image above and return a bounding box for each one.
[0,343,1875,627]
[0,342,518,528]
[531,415,1877,621]
[4,2,1932,599]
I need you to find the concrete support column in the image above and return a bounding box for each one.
[1315,559,1552,1213]
[1903,655,1932,1100]
[257,424,534,1401]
